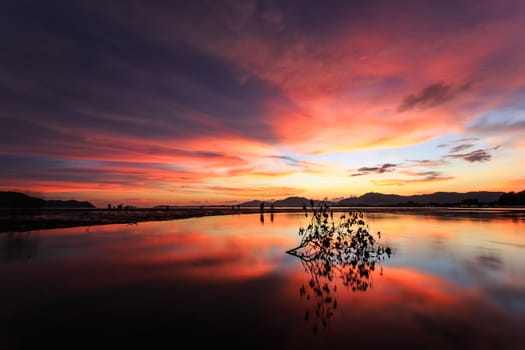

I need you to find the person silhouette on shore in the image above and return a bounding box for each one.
[260,202,264,213]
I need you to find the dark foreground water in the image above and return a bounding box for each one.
[1,211,524,349]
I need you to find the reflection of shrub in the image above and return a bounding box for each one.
[286,201,391,334]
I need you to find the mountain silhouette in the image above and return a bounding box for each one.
[241,196,335,207]
[239,200,270,207]
[0,191,95,209]
[273,196,335,207]
[337,191,504,206]
[241,191,506,207]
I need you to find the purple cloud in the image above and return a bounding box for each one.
[351,163,397,176]
[445,149,492,162]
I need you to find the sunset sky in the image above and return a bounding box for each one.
[1,0,525,207]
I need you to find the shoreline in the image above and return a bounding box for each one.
[0,207,260,233]
[1,206,525,233]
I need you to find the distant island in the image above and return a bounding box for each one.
[0,191,95,209]
[240,190,525,207]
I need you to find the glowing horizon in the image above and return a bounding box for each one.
[1,1,524,207]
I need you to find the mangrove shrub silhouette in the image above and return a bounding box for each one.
[286,202,392,334]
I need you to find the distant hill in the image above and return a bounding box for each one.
[273,196,335,207]
[338,193,405,206]
[337,191,504,206]
[44,199,96,209]
[240,200,272,207]
[241,196,335,207]
[240,191,508,208]
[0,191,95,209]
[0,192,45,208]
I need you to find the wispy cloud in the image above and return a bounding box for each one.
[268,155,316,169]
[397,82,473,112]
[177,185,300,198]
[398,83,454,112]
[468,113,525,134]
[350,163,397,176]
[451,137,481,143]
[373,171,454,186]
[436,138,498,163]
[449,143,475,153]
[405,159,448,167]
[444,149,492,163]
[352,136,497,188]
[437,137,480,148]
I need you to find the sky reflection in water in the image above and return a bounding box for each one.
[1,212,524,349]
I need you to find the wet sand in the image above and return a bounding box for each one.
[0,207,259,233]
[1,206,524,233]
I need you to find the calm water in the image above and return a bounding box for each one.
[1,211,525,349]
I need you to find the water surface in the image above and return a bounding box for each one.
[1,211,524,349]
